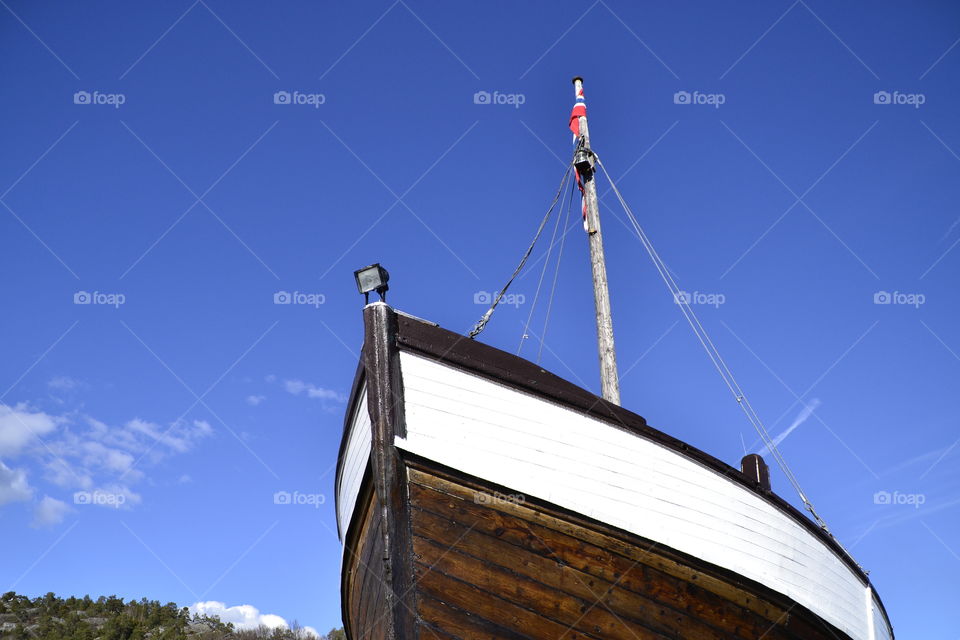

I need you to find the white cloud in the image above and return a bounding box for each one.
[48,376,81,391]
[103,484,142,508]
[283,380,345,403]
[0,404,59,456]
[87,417,139,452]
[81,441,135,474]
[0,461,33,505]
[43,457,94,489]
[74,484,142,510]
[43,425,140,488]
[192,420,213,437]
[760,399,822,455]
[189,602,318,637]
[32,496,70,528]
[246,395,266,406]
[283,380,304,395]
[125,418,212,454]
[1,400,213,517]
[126,418,188,453]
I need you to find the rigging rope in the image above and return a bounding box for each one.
[469,166,572,339]
[537,174,576,363]
[593,153,855,562]
[518,166,571,356]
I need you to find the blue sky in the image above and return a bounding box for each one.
[1,0,958,636]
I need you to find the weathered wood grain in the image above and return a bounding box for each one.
[406,463,850,640]
[345,496,387,640]
[418,595,531,640]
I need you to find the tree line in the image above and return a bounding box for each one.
[0,592,344,640]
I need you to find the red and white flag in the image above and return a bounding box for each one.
[569,86,589,230]
[569,86,586,139]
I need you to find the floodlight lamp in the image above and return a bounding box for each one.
[354,263,390,304]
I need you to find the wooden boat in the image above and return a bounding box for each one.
[334,79,894,639]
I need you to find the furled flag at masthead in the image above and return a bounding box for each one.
[569,84,589,231]
[569,85,586,139]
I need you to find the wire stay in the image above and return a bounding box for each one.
[469,166,572,339]
[594,153,859,567]
[518,165,571,356]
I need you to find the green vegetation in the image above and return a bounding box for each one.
[0,592,343,640]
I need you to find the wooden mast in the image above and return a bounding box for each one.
[572,76,621,406]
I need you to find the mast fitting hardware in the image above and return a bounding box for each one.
[574,147,595,176]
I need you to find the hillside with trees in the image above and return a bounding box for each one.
[0,592,344,640]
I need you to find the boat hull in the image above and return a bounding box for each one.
[344,454,858,639]
[335,303,894,640]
